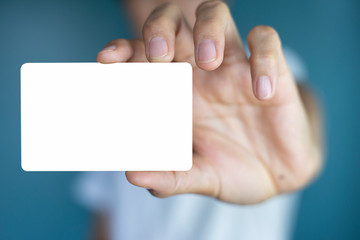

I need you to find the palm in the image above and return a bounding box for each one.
[191,62,313,203]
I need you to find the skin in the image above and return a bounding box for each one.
[93,1,324,237]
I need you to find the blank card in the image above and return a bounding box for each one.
[21,63,192,171]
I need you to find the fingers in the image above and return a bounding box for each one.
[247,26,289,100]
[97,39,147,63]
[125,156,220,198]
[142,2,195,64]
[99,1,247,70]
[193,1,246,71]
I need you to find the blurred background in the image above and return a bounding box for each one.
[0,0,359,239]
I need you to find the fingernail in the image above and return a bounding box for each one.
[149,37,168,59]
[197,40,216,63]
[100,45,116,52]
[256,76,272,99]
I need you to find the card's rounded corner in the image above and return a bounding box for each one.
[182,62,192,71]
[21,161,30,172]
[20,62,30,73]
[183,162,193,172]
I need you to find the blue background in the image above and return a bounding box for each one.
[0,0,359,239]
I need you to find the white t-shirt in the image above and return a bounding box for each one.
[74,47,307,240]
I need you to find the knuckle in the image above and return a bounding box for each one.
[249,25,280,41]
[143,16,174,34]
[143,3,181,33]
[194,18,223,34]
[145,15,169,27]
[148,2,180,21]
[151,2,178,16]
[194,1,231,34]
[251,53,277,66]
[196,0,229,17]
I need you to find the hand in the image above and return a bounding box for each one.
[97,1,322,204]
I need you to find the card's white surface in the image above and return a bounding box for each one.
[21,63,192,171]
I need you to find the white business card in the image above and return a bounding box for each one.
[21,63,192,171]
